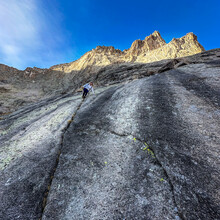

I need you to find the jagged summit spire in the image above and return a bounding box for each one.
[145,31,164,40]
[124,31,166,58]
[152,30,161,36]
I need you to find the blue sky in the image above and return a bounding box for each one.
[0,0,219,70]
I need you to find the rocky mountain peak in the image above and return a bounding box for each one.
[184,32,198,40]
[126,31,166,58]
[144,30,166,49]
[151,30,161,37]
[145,30,164,42]
[50,31,205,73]
[94,45,123,55]
[170,32,205,52]
[171,32,199,43]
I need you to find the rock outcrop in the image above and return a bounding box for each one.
[125,31,166,60]
[135,32,205,63]
[51,31,205,73]
[0,49,220,220]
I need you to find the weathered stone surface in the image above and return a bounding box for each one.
[42,85,179,220]
[42,61,220,219]
[0,93,82,219]
[0,50,220,220]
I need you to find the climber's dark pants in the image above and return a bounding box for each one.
[82,88,89,98]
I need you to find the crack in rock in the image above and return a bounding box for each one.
[108,129,185,220]
[39,99,84,219]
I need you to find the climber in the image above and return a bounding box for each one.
[82,82,94,98]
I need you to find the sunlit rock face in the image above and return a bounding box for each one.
[124,31,167,60]
[135,32,205,63]
[50,31,205,73]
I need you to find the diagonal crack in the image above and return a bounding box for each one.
[39,99,84,220]
[108,129,185,220]
[39,104,185,220]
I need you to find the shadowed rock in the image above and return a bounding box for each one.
[0,50,220,219]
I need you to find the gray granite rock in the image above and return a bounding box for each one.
[0,94,82,219]
[0,51,220,219]
[42,61,220,219]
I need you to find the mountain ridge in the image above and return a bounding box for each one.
[50,31,205,73]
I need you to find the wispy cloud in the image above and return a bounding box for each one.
[0,0,69,70]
